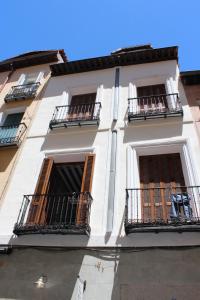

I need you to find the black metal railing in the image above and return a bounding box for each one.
[5,82,40,102]
[125,186,200,234]
[128,93,183,121]
[13,192,93,235]
[0,123,27,146]
[49,102,101,129]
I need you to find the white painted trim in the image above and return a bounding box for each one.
[44,147,95,163]
[130,75,170,87]
[17,74,26,85]
[128,82,137,113]
[0,106,26,125]
[36,71,44,83]
[60,91,69,106]
[128,137,187,149]
[69,84,98,96]
[44,147,95,157]
[127,139,199,220]
[96,84,103,103]
[0,112,3,124]
[166,78,177,109]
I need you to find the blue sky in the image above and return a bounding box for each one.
[1,0,200,71]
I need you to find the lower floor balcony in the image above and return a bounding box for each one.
[0,123,27,147]
[125,186,200,234]
[13,192,92,235]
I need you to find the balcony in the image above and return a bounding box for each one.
[13,192,92,235]
[128,93,183,121]
[4,82,40,102]
[125,186,200,234]
[49,102,101,129]
[0,123,27,147]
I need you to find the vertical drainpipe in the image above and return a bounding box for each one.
[113,68,120,121]
[106,67,120,233]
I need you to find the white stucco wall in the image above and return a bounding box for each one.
[0,59,200,247]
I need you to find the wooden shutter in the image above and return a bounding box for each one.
[69,93,96,120]
[27,158,54,224]
[137,84,167,112]
[139,154,185,222]
[76,154,95,224]
[81,154,95,193]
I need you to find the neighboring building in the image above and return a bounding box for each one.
[181,70,200,140]
[0,50,66,202]
[0,45,200,300]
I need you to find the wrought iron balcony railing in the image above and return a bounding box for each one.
[125,186,200,234]
[13,192,93,235]
[49,102,101,129]
[5,82,40,102]
[0,123,27,147]
[128,93,183,121]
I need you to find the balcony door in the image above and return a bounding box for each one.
[27,154,95,225]
[139,153,185,221]
[137,84,168,113]
[68,93,96,121]
[0,113,24,144]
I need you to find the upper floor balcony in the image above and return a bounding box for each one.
[128,93,183,121]
[13,192,92,236]
[125,186,200,234]
[0,122,27,147]
[4,82,40,103]
[49,102,101,129]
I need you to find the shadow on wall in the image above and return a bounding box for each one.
[110,246,200,300]
[0,247,86,300]
[41,128,98,152]
[0,247,119,300]
[104,206,200,300]
[123,120,183,144]
[0,148,17,172]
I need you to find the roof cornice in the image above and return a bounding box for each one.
[181,70,200,85]
[50,46,178,77]
[0,50,67,73]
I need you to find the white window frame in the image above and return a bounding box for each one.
[67,85,101,118]
[68,85,99,105]
[17,72,44,86]
[0,107,26,126]
[128,75,178,114]
[44,147,95,163]
[126,138,200,219]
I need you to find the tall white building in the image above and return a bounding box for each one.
[0,44,200,300]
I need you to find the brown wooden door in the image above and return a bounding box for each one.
[139,153,185,221]
[76,154,95,224]
[27,158,54,225]
[69,93,96,120]
[137,84,167,112]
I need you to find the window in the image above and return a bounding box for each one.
[49,92,101,129]
[0,112,24,145]
[18,154,96,233]
[68,93,97,121]
[125,147,200,234]
[137,84,167,112]
[18,72,43,86]
[4,72,43,102]
[139,153,186,221]
[128,84,182,121]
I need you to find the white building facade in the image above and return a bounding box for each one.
[0,45,200,300]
